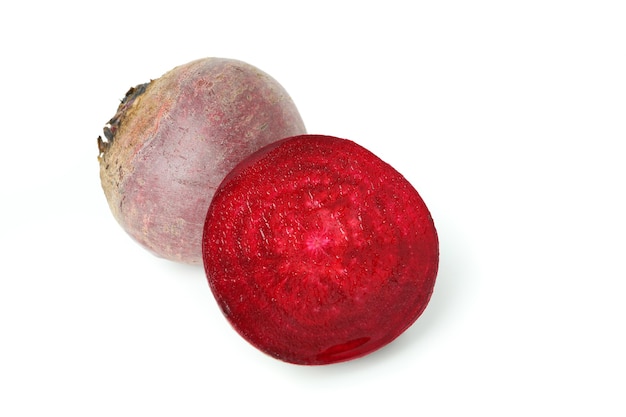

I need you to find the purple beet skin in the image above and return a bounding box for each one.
[98,57,306,264]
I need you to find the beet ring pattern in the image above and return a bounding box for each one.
[203,135,439,365]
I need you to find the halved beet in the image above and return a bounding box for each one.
[202,135,439,365]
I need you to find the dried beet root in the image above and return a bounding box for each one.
[202,135,439,365]
[98,58,306,264]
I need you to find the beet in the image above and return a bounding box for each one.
[98,58,306,264]
[202,135,439,365]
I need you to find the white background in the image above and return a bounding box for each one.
[1,1,625,415]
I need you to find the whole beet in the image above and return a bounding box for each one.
[98,58,306,264]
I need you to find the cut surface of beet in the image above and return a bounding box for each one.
[202,135,439,365]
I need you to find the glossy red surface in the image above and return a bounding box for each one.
[203,135,439,365]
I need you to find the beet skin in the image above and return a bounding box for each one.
[98,58,306,264]
[202,135,439,365]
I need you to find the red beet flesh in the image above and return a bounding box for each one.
[98,58,306,264]
[202,135,439,365]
